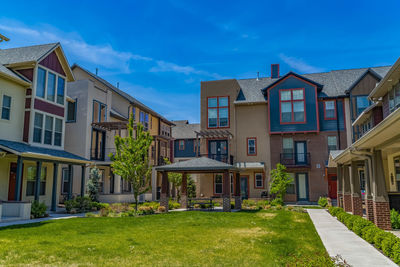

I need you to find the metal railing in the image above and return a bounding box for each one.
[207,154,234,165]
[280,153,311,166]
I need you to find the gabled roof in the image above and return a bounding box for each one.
[171,120,200,139]
[71,64,174,125]
[155,156,236,172]
[345,68,383,94]
[370,57,400,99]
[263,71,324,91]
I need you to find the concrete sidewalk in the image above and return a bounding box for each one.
[307,209,396,267]
[0,213,86,228]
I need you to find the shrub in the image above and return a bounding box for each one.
[87,167,101,202]
[168,200,180,210]
[270,198,283,206]
[391,241,400,264]
[31,201,47,218]
[318,197,328,208]
[157,206,166,213]
[65,196,94,213]
[257,200,270,209]
[391,209,400,229]
[275,204,282,210]
[328,206,343,217]
[382,233,398,257]
[374,230,391,250]
[352,216,373,236]
[91,202,109,211]
[138,206,154,215]
[362,225,380,243]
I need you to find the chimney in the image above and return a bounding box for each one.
[95,68,98,76]
[271,64,280,79]
[117,82,119,88]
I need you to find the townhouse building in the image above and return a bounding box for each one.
[0,43,89,220]
[197,64,390,203]
[65,65,174,203]
[172,120,200,162]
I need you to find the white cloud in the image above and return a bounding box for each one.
[150,60,225,79]
[279,53,325,73]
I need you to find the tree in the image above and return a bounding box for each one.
[164,158,182,201]
[187,175,196,198]
[109,117,153,211]
[269,163,293,204]
[87,166,101,202]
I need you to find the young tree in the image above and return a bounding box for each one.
[109,117,153,211]
[87,166,101,202]
[187,175,196,198]
[269,163,293,204]
[164,158,182,201]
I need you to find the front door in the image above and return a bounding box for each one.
[295,141,307,165]
[240,176,248,200]
[296,173,309,201]
[8,163,23,201]
[328,174,337,199]
[208,140,228,162]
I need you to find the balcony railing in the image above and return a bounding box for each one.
[280,153,311,167]
[207,154,234,165]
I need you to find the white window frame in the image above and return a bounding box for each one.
[35,65,66,107]
[255,173,264,188]
[32,111,64,148]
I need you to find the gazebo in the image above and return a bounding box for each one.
[155,157,241,212]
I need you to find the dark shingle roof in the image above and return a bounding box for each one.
[171,120,200,139]
[0,139,89,163]
[235,66,391,103]
[155,156,235,171]
[0,43,58,65]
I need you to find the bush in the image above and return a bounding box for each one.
[374,230,392,250]
[138,206,154,215]
[270,198,283,206]
[31,201,47,218]
[391,209,400,229]
[392,241,400,264]
[352,216,373,236]
[328,206,343,217]
[318,197,328,208]
[168,200,181,210]
[382,234,398,257]
[91,202,109,211]
[157,206,166,213]
[362,225,380,243]
[65,196,94,213]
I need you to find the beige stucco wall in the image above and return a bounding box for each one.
[0,78,26,142]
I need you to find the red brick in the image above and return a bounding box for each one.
[365,199,374,222]
[343,194,352,212]
[373,201,391,230]
[351,196,363,216]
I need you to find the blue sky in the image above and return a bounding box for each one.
[1,0,400,122]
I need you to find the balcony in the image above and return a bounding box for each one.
[207,154,234,165]
[280,153,311,167]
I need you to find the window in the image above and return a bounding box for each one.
[327,136,337,152]
[207,96,229,128]
[46,72,56,102]
[57,77,65,104]
[67,101,76,122]
[131,106,136,121]
[389,84,400,112]
[280,89,305,123]
[98,169,104,193]
[1,95,11,120]
[247,138,256,155]
[36,67,46,98]
[93,101,106,122]
[356,96,370,115]
[359,169,365,191]
[214,174,223,194]
[54,118,62,146]
[44,116,53,145]
[286,173,295,194]
[91,129,106,160]
[282,137,294,159]
[230,173,234,194]
[33,113,43,143]
[324,100,336,119]
[255,173,264,188]
[61,168,70,194]
[179,140,185,150]
[139,111,149,131]
[26,165,46,196]
[394,157,400,192]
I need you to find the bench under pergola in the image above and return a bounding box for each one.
[155,157,242,212]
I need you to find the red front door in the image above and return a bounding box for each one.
[8,163,23,201]
[328,174,337,199]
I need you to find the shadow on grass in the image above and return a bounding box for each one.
[0,220,52,231]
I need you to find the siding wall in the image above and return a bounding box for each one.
[318,99,345,131]
[174,139,197,158]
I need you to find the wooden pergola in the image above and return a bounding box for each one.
[194,130,233,157]
[155,157,241,212]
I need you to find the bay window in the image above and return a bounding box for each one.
[33,113,43,143]
[46,72,56,102]
[57,77,65,104]
[208,96,229,128]
[36,67,65,105]
[280,89,305,123]
[44,116,53,145]
[36,67,46,98]
[33,112,63,146]
[54,118,62,146]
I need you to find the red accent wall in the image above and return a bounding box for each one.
[39,51,66,76]
[373,107,383,126]
[382,94,390,119]
[34,98,64,117]
[23,111,30,142]
[16,69,34,81]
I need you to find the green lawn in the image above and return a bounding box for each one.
[0,210,330,266]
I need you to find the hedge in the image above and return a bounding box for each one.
[328,206,400,264]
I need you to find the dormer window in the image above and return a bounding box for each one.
[280,89,305,123]
[36,67,65,105]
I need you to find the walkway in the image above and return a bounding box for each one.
[307,209,396,267]
[0,213,86,228]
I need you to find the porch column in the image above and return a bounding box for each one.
[34,161,42,201]
[350,161,363,216]
[160,171,169,211]
[51,163,59,211]
[222,171,231,212]
[371,150,391,230]
[234,172,241,210]
[68,164,73,200]
[80,165,86,197]
[337,164,343,208]
[14,156,23,201]
[342,165,352,212]
[181,172,188,209]
[364,159,374,222]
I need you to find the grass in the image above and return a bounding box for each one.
[0,210,331,266]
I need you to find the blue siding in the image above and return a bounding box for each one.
[269,76,318,133]
[318,100,345,131]
[174,139,197,158]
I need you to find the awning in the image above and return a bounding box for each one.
[0,139,91,164]
[235,162,265,170]
[155,157,237,173]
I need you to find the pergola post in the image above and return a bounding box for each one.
[68,164,73,200]
[337,164,343,208]
[371,150,391,230]
[14,156,23,201]
[160,171,170,211]
[181,172,188,209]
[234,172,241,209]
[34,161,42,201]
[342,165,352,212]
[222,171,231,212]
[350,161,363,216]
[51,163,59,212]
[80,165,86,197]
[364,159,374,222]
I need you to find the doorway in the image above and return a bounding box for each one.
[328,174,337,199]
[8,163,23,201]
[295,141,307,165]
[296,173,309,201]
[208,140,228,162]
[240,176,249,200]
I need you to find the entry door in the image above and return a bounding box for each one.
[328,175,337,199]
[240,176,248,200]
[296,173,309,201]
[208,140,228,162]
[295,141,307,164]
[8,163,23,201]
